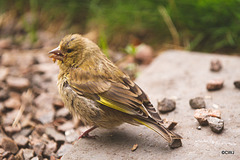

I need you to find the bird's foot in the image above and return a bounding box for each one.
[78,126,97,139]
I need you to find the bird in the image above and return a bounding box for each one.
[49,34,182,145]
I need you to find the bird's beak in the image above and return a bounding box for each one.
[48,46,64,62]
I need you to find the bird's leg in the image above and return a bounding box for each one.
[78,126,97,139]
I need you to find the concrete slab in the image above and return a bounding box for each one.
[62,50,240,160]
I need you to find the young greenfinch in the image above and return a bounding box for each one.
[49,34,182,145]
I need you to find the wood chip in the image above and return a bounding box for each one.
[6,77,30,91]
[45,127,65,141]
[131,144,138,151]
[1,137,19,154]
[22,149,34,160]
[14,135,29,146]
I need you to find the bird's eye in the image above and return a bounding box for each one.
[67,49,73,53]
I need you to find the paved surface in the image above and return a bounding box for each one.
[62,50,240,160]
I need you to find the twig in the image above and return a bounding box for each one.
[12,89,33,127]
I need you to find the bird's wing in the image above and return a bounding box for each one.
[68,68,162,122]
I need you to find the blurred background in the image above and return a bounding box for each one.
[1,0,240,53]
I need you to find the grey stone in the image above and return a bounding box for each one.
[207,117,224,133]
[233,80,240,89]
[158,98,176,113]
[189,97,206,109]
[210,59,222,72]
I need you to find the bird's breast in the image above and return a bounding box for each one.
[57,78,101,125]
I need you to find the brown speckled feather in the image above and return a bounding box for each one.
[68,65,163,122]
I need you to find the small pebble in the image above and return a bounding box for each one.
[208,109,221,118]
[212,104,219,109]
[196,126,201,130]
[194,108,221,126]
[207,117,224,133]
[135,44,153,65]
[189,97,206,109]
[210,59,222,72]
[234,81,240,89]
[158,98,176,113]
[206,80,224,91]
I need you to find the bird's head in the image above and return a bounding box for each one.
[49,34,99,67]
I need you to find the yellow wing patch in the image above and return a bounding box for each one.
[97,96,133,115]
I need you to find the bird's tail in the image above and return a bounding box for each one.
[134,118,182,144]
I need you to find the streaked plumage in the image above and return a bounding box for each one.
[49,34,182,144]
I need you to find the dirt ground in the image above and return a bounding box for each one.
[62,50,240,160]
